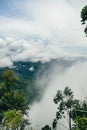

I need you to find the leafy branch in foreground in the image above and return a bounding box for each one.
[3,110,25,129]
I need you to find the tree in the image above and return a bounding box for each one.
[2,70,19,91]
[81,5,87,35]
[53,87,77,130]
[0,70,29,129]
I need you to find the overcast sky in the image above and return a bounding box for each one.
[0,0,87,67]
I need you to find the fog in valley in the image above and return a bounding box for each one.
[30,60,87,129]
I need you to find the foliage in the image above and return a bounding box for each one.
[52,119,57,130]
[81,5,87,35]
[2,70,19,89]
[3,109,23,129]
[81,5,87,24]
[77,117,87,130]
[0,70,29,129]
[13,75,38,104]
[41,125,51,130]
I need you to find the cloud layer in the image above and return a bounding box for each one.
[0,0,87,67]
[1,37,87,68]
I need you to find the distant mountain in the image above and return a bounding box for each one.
[0,57,87,78]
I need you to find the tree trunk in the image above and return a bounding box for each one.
[69,110,72,130]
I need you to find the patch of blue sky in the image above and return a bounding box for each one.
[0,0,23,18]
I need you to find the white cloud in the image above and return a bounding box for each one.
[0,0,87,67]
[0,37,86,68]
[29,66,34,71]
[0,57,13,68]
[0,0,86,42]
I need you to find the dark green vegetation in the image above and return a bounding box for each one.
[42,125,51,130]
[81,5,87,35]
[72,100,87,130]
[0,70,29,129]
[0,62,41,103]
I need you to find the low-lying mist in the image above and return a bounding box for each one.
[29,59,87,130]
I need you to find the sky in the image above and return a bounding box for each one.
[0,0,87,67]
